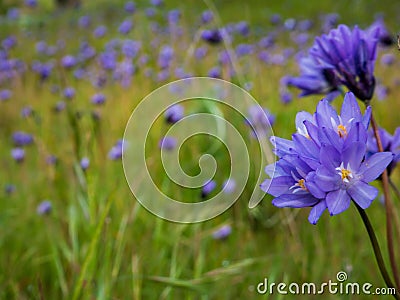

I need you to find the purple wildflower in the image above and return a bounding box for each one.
[118,20,133,35]
[5,184,16,195]
[222,179,236,194]
[164,104,184,124]
[201,10,213,24]
[212,225,232,240]
[78,15,91,28]
[12,131,34,146]
[158,136,177,150]
[124,1,136,13]
[61,55,77,69]
[246,105,275,137]
[0,89,12,101]
[108,140,123,160]
[11,148,25,163]
[63,87,75,100]
[80,157,90,170]
[201,29,222,45]
[37,201,52,215]
[201,180,216,198]
[91,93,106,105]
[262,92,391,224]
[93,26,107,38]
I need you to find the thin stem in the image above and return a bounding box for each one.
[389,178,400,244]
[370,112,400,290]
[355,203,399,300]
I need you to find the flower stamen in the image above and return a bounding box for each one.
[335,162,353,183]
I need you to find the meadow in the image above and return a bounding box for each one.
[1,0,400,299]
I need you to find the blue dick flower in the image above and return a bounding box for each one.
[287,24,380,101]
[261,92,393,224]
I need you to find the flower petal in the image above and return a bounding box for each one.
[342,141,366,169]
[308,200,327,224]
[315,166,340,192]
[272,193,319,208]
[359,152,394,182]
[347,181,378,209]
[261,176,293,196]
[341,92,362,124]
[326,189,351,215]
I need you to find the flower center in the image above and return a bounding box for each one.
[337,124,347,138]
[335,162,353,183]
[290,178,308,193]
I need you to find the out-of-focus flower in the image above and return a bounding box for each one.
[63,87,75,100]
[380,53,395,66]
[246,105,275,137]
[167,9,181,24]
[158,45,174,69]
[11,148,25,163]
[80,157,90,170]
[212,224,232,240]
[235,21,249,36]
[222,179,236,194]
[108,140,123,160]
[0,89,12,101]
[78,15,91,28]
[208,66,221,78]
[12,131,34,147]
[5,184,16,195]
[61,55,77,69]
[201,180,216,198]
[375,84,388,101]
[164,104,184,124]
[201,29,222,45]
[37,201,52,215]
[119,20,133,34]
[91,93,106,105]
[201,10,213,24]
[284,18,296,31]
[93,26,107,38]
[46,155,58,165]
[124,1,136,13]
[236,44,254,57]
[158,136,177,150]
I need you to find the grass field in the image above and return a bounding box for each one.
[1,0,400,299]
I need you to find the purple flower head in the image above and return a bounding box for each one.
[25,0,37,8]
[122,40,141,58]
[80,157,90,170]
[314,142,392,218]
[270,14,282,25]
[208,66,221,78]
[201,29,222,45]
[201,180,216,198]
[5,184,16,195]
[262,92,390,224]
[298,19,313,31]
[368,17,394,47]
[108,140,124,160]
[201,10,213,24]
[46,155,58,165]
[212,224,232,240]
[158,45,174,69]
[150,0,163,6]
[93,26,107,38]
[63,87,75,99]
[0,89,12,101]
[284,18,296,31]
[158,136,177,150]
[2,36,17,50]
[235,21,249,36]
[98,51,117,70]
[375,84,388,101]
[54,101,66,112]
[61,55,77,69]
[11,148,25,163]
[118,20,133,35]
[246,105,275,137]
[21,106,33,118]
[380,53,395,66]
[235,44,254,57]
[194,47,207,60]
[124,1,136,13]
[164,104,184,124]
[167,9,181,24]
[222,179,236,194]
[36,41,47,54]
[12,131,34,147]
[7,8,19,21]
[259,35,275,49]
[91,93,106,105]
[37,201,52,215]
[78,15,91,28]
[145,8,156,17]
[290,24,379,101]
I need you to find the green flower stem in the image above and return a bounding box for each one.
[370,112,400,291]
[355,203,399,300]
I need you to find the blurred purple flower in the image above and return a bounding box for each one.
[212,224,232,240]
[222,179,236,194]
[124,1,136,13]
[0,89,12,101]
[270,14,282,25]
[91,93,106,105]
[21,106,33,118]
[25,0,37,7]
[235,21,249,36]
[93,26,107,38]
[201,29,222,45]
[375,84,388,101]
[37,201,52,215]
[284,18,296,31]
[5,184,16,195]
[201,10,213,24]
[12,131,34,147]
[246,105,275,137]
[158,136,177,150]
[164,104,184,124]
[11,148,25,163]
[119,20,133,35]
[236,44,254,57]
[63,87,75,100]
[78,15,91,28]
[7,8,19,20]
[54,101,66,112]
[380,53,395,66]
[208,66,221,78]
[150,0,163,6]
[167,9,181,24]
[194,47,207,60]
[158,45,174,69]
[61,55,77,69]
[46,155,58,165]
[201,180,216,198]
[80,157,90,170]
[108,140,123,160]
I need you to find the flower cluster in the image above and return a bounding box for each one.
[287,24,380,101]
[261,92,393,224]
